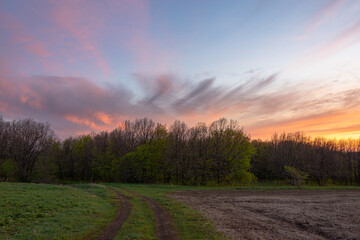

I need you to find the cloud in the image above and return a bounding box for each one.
[1,0,176,81]
[49,0,111,75]
[0,10,23,29]
[134,73,176,104]
[1,70,359,140]
[24,42,51,58]
[291,19,360,70]
[247,89,360,139]
[0,72,284,137]
[310,123,360,135]
[173,78,217,111]
[290,0,360,70]
[136,72,282,115]
[314,20,360,59]
[0,75,134,136]
[297,0,347,40]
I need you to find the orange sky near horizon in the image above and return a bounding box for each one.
[247,109,360,140]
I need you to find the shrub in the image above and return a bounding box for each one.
[284,165,308,188]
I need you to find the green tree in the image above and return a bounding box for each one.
[284,165,308,188]
[0,159,16,181]
[209,118,256,184]
[72,135,94,181]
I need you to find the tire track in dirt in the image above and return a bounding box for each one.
[142,195,179,240]
[123,189,179,240]
[97,188,131,240]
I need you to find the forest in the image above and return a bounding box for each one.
[0,116,359,185]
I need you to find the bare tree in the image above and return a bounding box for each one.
[209,118,230,184]
[8,118,55,182]
[168,120,188,184]
[0,116,10,164]
[134,117,156,144]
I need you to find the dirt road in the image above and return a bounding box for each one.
[122,189,179,240]
[171,190,360,240]
[97,186,178,240]
[141,195,179,240]
[97,188,131,240]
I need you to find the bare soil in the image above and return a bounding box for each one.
[170,190,360,240]
[97,188,131,240]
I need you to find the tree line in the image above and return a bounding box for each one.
[1,116,360,185]
[252,132,360,185]
[0,116,254,185]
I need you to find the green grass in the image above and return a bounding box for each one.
[108,184,230,240]
[2,182,358,240]
[0,183,116,240]
[112,188,157,240]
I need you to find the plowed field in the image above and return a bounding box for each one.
[171,190,360,240]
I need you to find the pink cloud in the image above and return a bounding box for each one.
[95,112,113,125]
[297,0,347,40]
[291,19,360,70]
[24,42,51,57]
[0,10,23,29]
[0,70,360,140]
[49,0,110,75]
[0,10,57,75]
[19,94,43,110]
[107,0,176,73]
[1,0,175,79]
[0,72,281,138]
[64,115,105,131]
[317,20,360,55]
[11,33,33,44]
[0,10,33,45]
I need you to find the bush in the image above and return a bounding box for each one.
[0,159,17,181]
[284,165,308,188]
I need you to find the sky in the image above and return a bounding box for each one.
[0,0,360,140]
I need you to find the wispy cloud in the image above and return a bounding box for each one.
[291,19,360,70]
[109,0,175,73]
[297,0,347,40]
[24,42,51,58]
[0,72,283,137]
[1,0,359,139]
[1,70,359,139]
[291,0,360,70]
[49,0,111,75]
[0,0,175,79]
[247,87,360,139]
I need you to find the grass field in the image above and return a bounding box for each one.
[113,189,157,240]
[109,184,229,240]
[1,182,359,240]
[0,183,116,239]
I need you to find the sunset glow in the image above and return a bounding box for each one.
[1,0,360,139]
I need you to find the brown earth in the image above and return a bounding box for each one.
[170,190,360,240]
[97,188,131,240]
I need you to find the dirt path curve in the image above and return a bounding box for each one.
[97,188,131,240]
[142,195,179,240]
[124,190,179,240]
